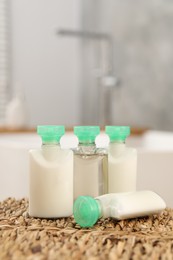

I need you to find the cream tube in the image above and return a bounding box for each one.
[73,190,166,227]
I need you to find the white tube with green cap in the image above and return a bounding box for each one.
[73,191,166,228]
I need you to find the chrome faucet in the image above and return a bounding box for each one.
[57,29,120,125]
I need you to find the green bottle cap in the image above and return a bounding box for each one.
[37,125,65,143]
[105,126,130,141]
[73,196,100,228]
[74,126,100,143]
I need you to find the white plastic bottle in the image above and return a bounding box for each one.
[29,125,73,218]
[5,92,29,129]
[73,191,166,227]
[73,126,108,200]
[105,126,137,193]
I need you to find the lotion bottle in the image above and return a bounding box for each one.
[73,126,108,200]
[106,126,137,193]
[29,125,73,218]
[73,191,166,227]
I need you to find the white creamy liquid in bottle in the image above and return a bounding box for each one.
[96,191,166,219]
[73,191,166,227]
[106,126,137,193]
[29,125,73,218]
[73,126,108,200]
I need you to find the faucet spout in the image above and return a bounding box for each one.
[57,29,111,41]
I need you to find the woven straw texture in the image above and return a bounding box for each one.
[0,198,173,260]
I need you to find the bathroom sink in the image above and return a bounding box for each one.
[0,130,173,207]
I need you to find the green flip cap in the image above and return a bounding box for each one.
[37,125,65,143]
[73,196,101,228]
[106,126,130,142]
[74,126,100,143]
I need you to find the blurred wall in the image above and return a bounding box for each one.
[11,0,173,130]
[102,0,173,130]
[11,0,81,127]
[83,0,173,130]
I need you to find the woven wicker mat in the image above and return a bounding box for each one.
[0,198,173,260]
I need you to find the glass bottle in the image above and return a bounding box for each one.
[29,125,73,218]
[73,191,166,227]
[106,126,137,193]
[73,126,108,200]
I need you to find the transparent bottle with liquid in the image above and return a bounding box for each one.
[73,191,166,227]
[29,125,73,218]
[106,126,137,193]
[73,126,108,200]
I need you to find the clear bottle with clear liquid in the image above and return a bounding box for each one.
[29,125,73,218]
[73,126,108,200]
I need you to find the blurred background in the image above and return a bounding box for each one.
[1,0,173,129]
[1,0,173,204]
